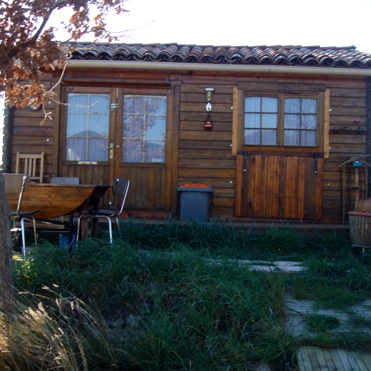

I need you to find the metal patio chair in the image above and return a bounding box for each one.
[77,178,130,243]
[4,173,38,255]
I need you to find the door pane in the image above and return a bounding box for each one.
[262,97,278,112]
[145,116,166,139]
[302,115,317,130]
[245,113,260,128]
[66,93,110,162]
[66,138,86,161]
[302,98,317,113]
[124,115,144,138]
[122,95,167,163]
[262,113,277,128]
[245,97,260,112]
[144,140,166,162]
[284,114,300,129]
[88,138,109,161]
[284,98,300,113]
[122,139,143,162]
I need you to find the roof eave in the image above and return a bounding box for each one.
[66,59,371,77]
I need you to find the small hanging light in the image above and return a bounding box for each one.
[204,88,214,130]
[204,114,213,130]
[204,88,214,112]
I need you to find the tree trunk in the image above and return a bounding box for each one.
[0,172,14,312]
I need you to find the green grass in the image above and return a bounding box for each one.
[285,252,371,309]
[2,220,371,370]
[304,313,341,332]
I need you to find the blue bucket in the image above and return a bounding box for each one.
[59,234,77,251]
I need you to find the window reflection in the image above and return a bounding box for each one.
[122,95,167,163]
[284,98,317,146]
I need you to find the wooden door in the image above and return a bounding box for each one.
[59,87,116,207]
[235,152,323,220]
[114,88,172,211]
[60,86,173,211]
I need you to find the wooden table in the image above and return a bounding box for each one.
[7,183,110,240]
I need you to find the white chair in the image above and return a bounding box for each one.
[4,173,38,255]
[15,152,44,183]
[77,178,130,243]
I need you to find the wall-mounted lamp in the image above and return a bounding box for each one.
[205,88,214,112]
[204,88,214,130]
[204,115,213,130]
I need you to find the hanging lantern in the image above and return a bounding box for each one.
[204,115,213,130]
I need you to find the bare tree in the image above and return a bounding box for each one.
[0,0,127,311]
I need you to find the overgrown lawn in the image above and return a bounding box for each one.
[2,219,370,370]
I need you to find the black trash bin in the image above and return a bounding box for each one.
[177,184,213,221]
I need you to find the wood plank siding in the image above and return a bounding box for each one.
[3,68,370,224]
[176,74,369,222]
[178,83,235,218]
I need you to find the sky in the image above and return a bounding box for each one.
[1,0,371,163]
[105,0,371,53]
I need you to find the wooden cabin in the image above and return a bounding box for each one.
[3,43,371,224]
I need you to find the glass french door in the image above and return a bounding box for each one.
[62,86,172,211]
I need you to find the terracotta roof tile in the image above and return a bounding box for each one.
[66,43,371,68]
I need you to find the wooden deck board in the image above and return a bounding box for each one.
[331,349,346,370]
[357,351,371,371]
[296,346,371,371]
[296,346,312,370]
[307,345,322,370]
[314,347,331,371]
[336,349,356,370]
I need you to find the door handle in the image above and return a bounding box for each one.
[310,153,323,174]
[109,142,114,159]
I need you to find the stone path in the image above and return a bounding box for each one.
[250,261,371,370]
[285,292,371,370]
[247,260,305,273]
[285,294,371,337]
[206,259,306,273]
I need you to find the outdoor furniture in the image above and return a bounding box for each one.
[3,173,38,255]
[78,178,130,243]
[6,183,110,244]
[16,152,45,183]
[6,183,108,219]
[50,177,80,223]
[348,210,371,256]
